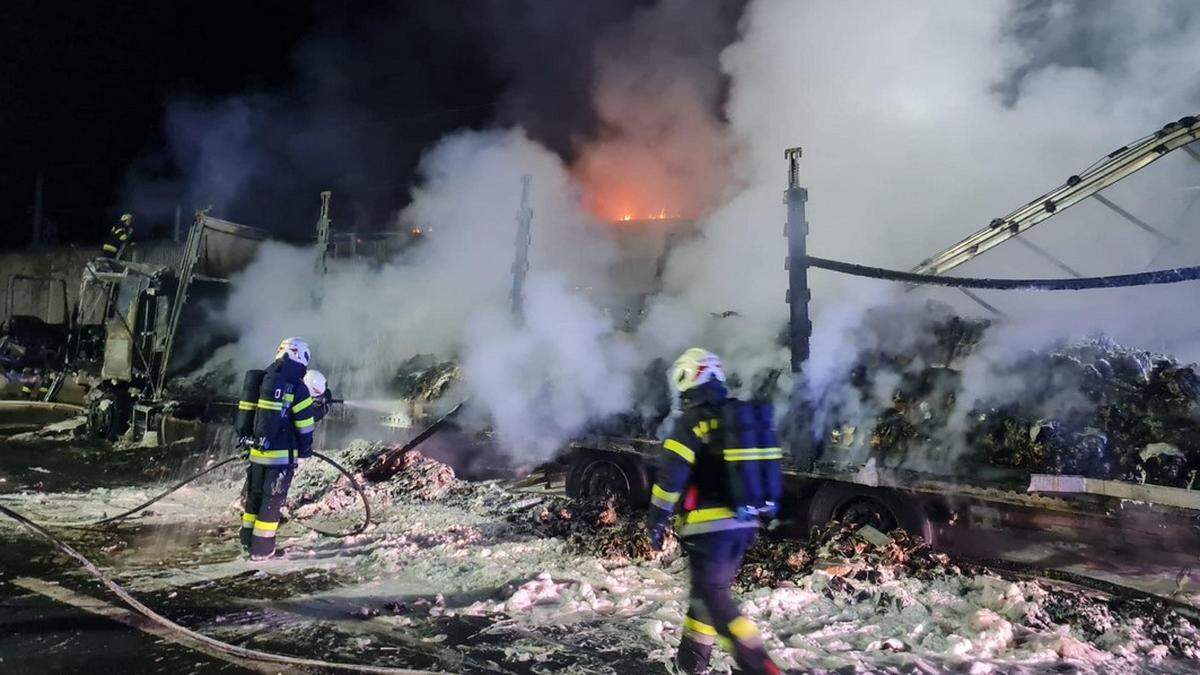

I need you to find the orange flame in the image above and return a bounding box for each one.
[610,208,677,224]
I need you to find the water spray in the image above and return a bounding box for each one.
[335,398,405,414]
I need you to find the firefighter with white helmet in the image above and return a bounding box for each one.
[303,368,334,422]
[236,337,319,560]
[648,347,783,675]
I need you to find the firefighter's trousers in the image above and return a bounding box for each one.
[678,527,778,674]
[240,464,294,558]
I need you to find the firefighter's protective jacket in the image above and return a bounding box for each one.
[102,221,132,256]
[247,357,316,465]
[650,382,760,538]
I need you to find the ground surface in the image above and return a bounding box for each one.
[1,439,1198,674]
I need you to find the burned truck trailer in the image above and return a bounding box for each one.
[565,118,1200,574]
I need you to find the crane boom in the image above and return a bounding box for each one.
[911,115,1200,277]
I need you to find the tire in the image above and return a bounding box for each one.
[565,449,652,508]
[87,390,132,442]
[807,482,937,546]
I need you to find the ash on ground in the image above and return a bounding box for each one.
[738,522,1199,667]
[277,445,1199,672]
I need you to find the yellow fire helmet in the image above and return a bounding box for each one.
[670,347,726,393]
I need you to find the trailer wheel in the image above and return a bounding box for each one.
[808,483,937,546]
[566,450,651,509]
[86,390,131,442]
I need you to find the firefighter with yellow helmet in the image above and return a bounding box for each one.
[648,348,783,675]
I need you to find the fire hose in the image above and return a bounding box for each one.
[0,412,476,672]
[0,501,438,674]
[52,450,371,538]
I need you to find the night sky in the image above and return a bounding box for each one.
[1,1,639,250]
[3,2,295,247]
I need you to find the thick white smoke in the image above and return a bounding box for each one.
[465,277,641,459]
[222,129,619,395]
[210,0,1200,464]
[646,0,1200,434]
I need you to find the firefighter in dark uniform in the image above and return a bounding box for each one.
[18,368,49,400]
[101,213,134,259]
[19,368,36,400]
[237,337,319,561]
[648,348,783,675]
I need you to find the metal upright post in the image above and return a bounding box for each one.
[316,190,333,274]
[784,147,811,374]
[32,173,44,246]
[510,175,533,320]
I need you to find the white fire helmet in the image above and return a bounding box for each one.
[303,369,327,398]
[275,337,311,367]
[670,347,725,393]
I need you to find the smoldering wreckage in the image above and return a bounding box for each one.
[4,117,1200,674]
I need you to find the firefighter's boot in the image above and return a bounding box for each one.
[675,634,714,674]
[240,512,255,553]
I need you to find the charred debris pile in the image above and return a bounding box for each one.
[521,495,676,561]
[288,440,672,560]
[824,303,1200,489]
[286,445,1200,660]
[289,441,462,518]
[739,522,962,590]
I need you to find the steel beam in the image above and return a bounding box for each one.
[510,175,533,320]
[784,147,811,373]
[1093,193,1181,246]
[1012,236,1083,278]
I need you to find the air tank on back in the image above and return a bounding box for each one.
[235,369,266,439]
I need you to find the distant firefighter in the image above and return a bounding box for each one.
[101,213,133,259]
[234,337,322,561]
[647,348,784,675]
[19,368,48,400]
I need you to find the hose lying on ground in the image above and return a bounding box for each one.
[298,450,373,537]
[0,501,437,674]
[53,401,467,534]
[50,451,371,538]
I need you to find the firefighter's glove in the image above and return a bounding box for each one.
[646,512,670,552]
[237,438,252,460]
[649,521,668,552]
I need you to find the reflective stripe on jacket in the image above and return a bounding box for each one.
[249,357,315,464]
[649,383,757,538]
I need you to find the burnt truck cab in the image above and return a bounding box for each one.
[72,215,270,444]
